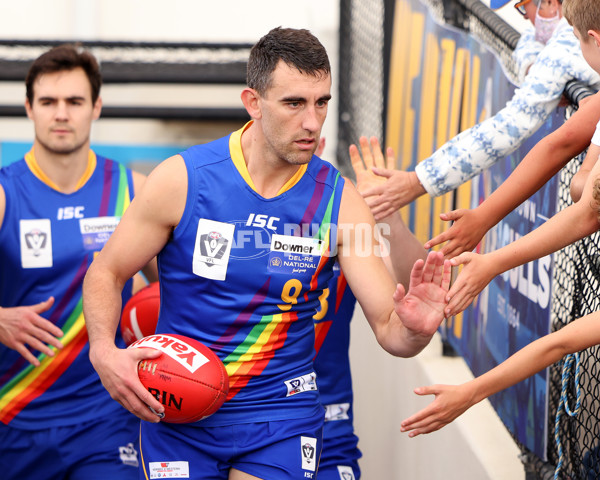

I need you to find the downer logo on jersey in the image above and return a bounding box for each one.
[79,216,120,251]
[267,234,324,275]
[193,218,235,281]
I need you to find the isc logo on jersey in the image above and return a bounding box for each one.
[57,206,84,219]
[246,213,279,230]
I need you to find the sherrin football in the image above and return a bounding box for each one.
[129,334,229,423]
[120,282,160,346]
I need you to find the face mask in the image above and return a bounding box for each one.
[534,7,560,44]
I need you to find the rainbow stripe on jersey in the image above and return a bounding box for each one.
[0,151,134,427]
[157,124,345,425]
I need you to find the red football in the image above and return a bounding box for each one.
[121,282,160,346]
[129,334,229,423]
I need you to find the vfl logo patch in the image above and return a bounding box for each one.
[20,219,52,268]
[285,372,317,397]
[118,442,139,467]
[337,466,356,480]
[25,229,47,254]
[193,219,235,281]
[301,436,318,472]
[149,461,189,478]
[200,231,227,260]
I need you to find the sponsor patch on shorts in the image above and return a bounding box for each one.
[324,403,350,422]
[285,372,317,397]
[149,461,189,478]
[301,436,318,472]
[337,465,356,480]
[118,442,139,467]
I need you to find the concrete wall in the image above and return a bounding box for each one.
[350,306,525,479]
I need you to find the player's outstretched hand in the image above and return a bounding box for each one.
[89,344,165,423]
[444,252,497,317]
[0,297,64,366]
[393,251,451,337]
[424,208,488,259]
[400,383,476,437]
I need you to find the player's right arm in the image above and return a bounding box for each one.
[0,183,64,366]
[83,154,187,422]
[400,309,600,436]
[426,90,600,258]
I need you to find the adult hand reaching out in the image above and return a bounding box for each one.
[349,136,394,194]
[349,136,426,219]
[349,137,426,219]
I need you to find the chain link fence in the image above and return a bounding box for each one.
[336,0,600,477]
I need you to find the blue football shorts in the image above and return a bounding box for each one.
[318,422,361,480]
[0,407,140,479]
[139,411,323,480]
[316,463,360,480]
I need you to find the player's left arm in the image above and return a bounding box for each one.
[131,170,159,283]
[337,182,451,357]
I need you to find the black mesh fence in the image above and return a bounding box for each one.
[337,0,387,178]
[549,148,600,480]
[336,0,600,478]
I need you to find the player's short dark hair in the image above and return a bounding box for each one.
[247,27,331,95]
[26,44,102,105]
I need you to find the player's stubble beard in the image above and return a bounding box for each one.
[37,129,90,156]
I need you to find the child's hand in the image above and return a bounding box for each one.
[444,253,497,317]
[425,208,488,259]
[400,382,476,437]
